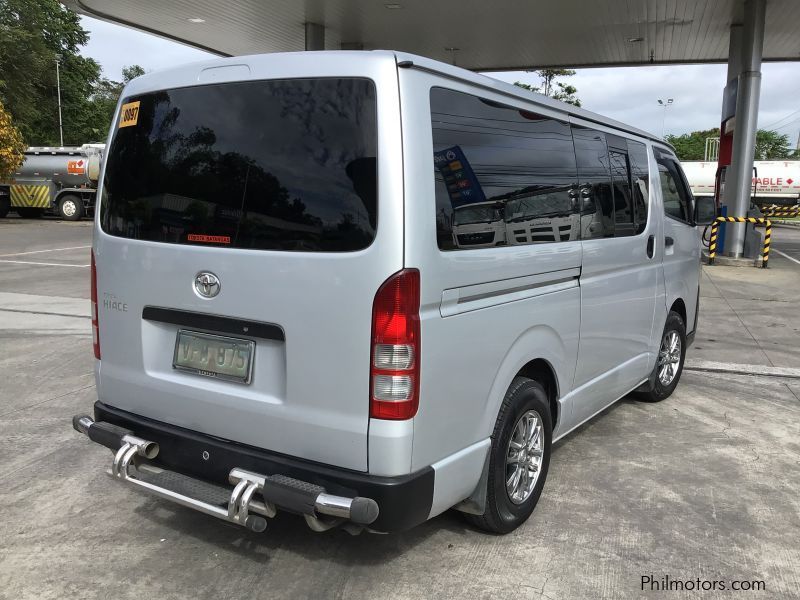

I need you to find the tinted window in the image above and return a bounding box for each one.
[655,149,693,223]
[610,150,635,236]
[627,140,650,234]
[572,126,614,239]
[101,78,377,252]
[430,88,579,250]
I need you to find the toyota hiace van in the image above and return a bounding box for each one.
[73,51,713,534]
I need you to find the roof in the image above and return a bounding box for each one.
[64,0,800,70]
[117,50,669,145]
[394,52,667,144]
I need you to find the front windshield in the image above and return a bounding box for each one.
[453,205,499,225]
[505,193,573,222]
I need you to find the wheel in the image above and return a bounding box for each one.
[16,207,44,219]
[0,195,9,218]
[58,195,84,221]
[465,377,552,534]
[635,311,686,402]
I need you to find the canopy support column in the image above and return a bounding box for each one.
[724,0,766,257]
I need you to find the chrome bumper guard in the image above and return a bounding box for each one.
[73,416,379,532]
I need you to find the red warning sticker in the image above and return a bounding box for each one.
[67,160,85,174]
[187,234,231,244]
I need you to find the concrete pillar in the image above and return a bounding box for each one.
[305,22,325,51]
[725,0,766,257]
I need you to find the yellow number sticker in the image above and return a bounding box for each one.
[119,101,140,128]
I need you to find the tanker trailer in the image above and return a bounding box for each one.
[0,145,103,220]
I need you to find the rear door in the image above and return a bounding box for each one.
[94,55,404,472]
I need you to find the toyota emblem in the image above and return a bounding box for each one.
[194,272,221,298]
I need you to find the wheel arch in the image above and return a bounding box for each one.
[669,297,687,326]
[55,189,92,204]
[516,358,560,433]
[482,324,572,441]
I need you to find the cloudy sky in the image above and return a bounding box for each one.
[81,16,800,146]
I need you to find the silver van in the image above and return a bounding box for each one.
[74,51,714,535]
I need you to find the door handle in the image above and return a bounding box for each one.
[646,235,655,258]
[665,236,675,248]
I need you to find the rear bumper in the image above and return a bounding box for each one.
[93,401,434,533]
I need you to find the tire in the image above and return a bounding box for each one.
[58,194,84,221]
[0,195,9,218]
[635,311,686,402]
[466,377,552,534]
[16,207,45,219]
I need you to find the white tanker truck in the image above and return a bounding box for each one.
[0,144,104,220]
[681,160,800,207]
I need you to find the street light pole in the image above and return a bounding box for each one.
[55,55,64,147]
[657,98,674,138]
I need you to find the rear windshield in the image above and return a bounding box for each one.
[101,78,377,252]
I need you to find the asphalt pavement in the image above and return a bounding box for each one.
[1,215,798,600]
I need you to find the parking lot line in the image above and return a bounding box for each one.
[773,248,800,266]
[0,245,91,258]
[0,259,90,268]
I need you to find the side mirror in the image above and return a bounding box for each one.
[694,196,717,226]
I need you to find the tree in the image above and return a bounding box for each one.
[666,128,795,161]
[665,128,720,161]
[0,1,144,145]
[0,0,103,144]
[754,130,792,160]
[83,65,146,140]
[122,65,145,83]
[0,100,25,179]
[514,69,581,107]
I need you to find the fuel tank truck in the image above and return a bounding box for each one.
[0,144,104,220]
[681,160,800,208]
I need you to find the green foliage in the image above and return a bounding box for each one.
[122,64,145,83]
[666,128,796,161]
[664,128,720,161]
[0,0,144,145]
[514,69,581,107]
[753,129,793,160]
[0,99,26,179]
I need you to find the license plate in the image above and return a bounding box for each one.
[173,330,254,384]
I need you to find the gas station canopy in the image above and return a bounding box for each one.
[64,0,800,70]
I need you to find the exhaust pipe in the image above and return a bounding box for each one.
[73,416,379,531]
[72,415,159,459]
[228,469,379,525]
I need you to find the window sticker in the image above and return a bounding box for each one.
[119,101,140,128]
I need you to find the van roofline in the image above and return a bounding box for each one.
[393,51,669,148]
[122,49,671,150]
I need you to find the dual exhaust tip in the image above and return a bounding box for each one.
[73,415,159,459]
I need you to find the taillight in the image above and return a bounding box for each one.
[91,250,100,359]
[370,269,420,420]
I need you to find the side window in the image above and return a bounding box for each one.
[430,87,579,250]
[656,150,694,223]
[572,126,614,239]
[609,147,635,237]
[627,140,650,234]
